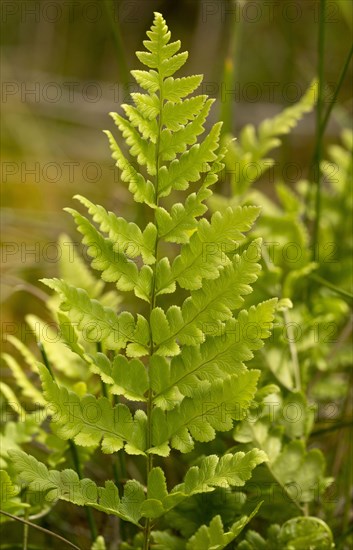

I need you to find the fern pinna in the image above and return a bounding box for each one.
[8,13,278,549]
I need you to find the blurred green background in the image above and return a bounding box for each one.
[1,0,352,333]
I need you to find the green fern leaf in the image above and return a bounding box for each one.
[131,92,160,120]
[9,449,145,525]
[37,365,147,455]
[218,81,318,196]
[66,208,152,302]
[159,99,215,162]
[162,74,203,101]
[26,314,88,380]
[156,207,260,294]
[149,244,265,356]
[151,370,260,454]
[130,69,159,92]
[2,13,281,546]
[141,450,266,519]
[41,278,150,354]
[91,353,149,402]
[110,112,156,175]
[1,353,45,406]
[157,122,222,198]
[73,195,157,265]
[91,536,107,550]
[107,128,157,205]
[152,299,277,407]
[162,95,207,131]
[156,150,225,244]
[57,233,104,298]
[186,504,262,550]
[0,470,29,516]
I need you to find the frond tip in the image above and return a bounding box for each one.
[106,10,224,205]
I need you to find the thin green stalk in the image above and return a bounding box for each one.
[312,0,326,260]
[102,0,130,88]
[306,42,353,228]
[311,419,352,437]
[309,274,353,302]
[283,310,301,391]
[39,343,98,542]
[220,0,245,135]
[343,437,352,533]
[319,42,353,141]
[0,510,80,550]
[23,496,29,550]
[37,343,53,377]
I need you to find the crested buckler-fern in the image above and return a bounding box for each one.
[6,13,280,549]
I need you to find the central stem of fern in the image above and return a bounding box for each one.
[143,69,164,550]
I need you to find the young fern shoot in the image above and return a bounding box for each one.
[9,13,278,549]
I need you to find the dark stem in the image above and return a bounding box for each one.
[319,41,353,141]
[311,0,326,259]
[68,441,98,541]
[0,510,80,550]
[308,274,353,302]
[219,0,244,135]
[102,0,130,89]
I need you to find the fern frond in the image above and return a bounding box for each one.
[57,234,104,298]
[1,353,45,406]
[0,469,29,516]
[185,506,262,550]
[73,194,157,265]
[156,151,225,245]
[150,370,260,455]
[110,112,156,175]
[157,206,261,293]
[9,450,145,525]
[159,99,215,161]
[66,208,153,302]
[90,353,149,402]
[220,80,318,195]
[157,122,222,198]
[149,244,264,356]
[256,80,318,155]
[41,279,150,355]
[2,13,281,547]
[37,365,147,455]
[25,314,88,380]
[152,299,277,407]
[105,129,156,205]
[141,450,266,519]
